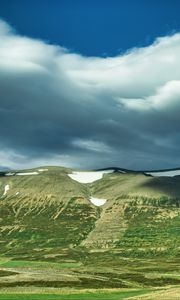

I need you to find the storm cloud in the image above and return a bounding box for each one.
[1,19,180,170]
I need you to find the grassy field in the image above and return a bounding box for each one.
[0,256,179,290]
[0,286,179,300]
[0,289,159,300]
[0,259,82,269]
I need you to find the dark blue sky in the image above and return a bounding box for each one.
[1,0,180,56]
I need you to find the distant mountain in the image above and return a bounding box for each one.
[96,166,180,176]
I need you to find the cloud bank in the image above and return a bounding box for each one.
[0,19,180,170]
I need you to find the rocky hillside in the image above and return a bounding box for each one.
[0,166,179,260]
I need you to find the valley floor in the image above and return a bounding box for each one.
[0,286,179,300]
[0,253,179,299]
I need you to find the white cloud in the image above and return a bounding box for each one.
[118,80,180,111]
[0,149,76,170]
[72,139,111,153]
[0,19,13,36]
[1,19,180,170]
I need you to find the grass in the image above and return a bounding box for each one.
[0,170,179,258]
[0,260,82,269]
[0,289,155,300]
[0,256,179,289]
[0,167,179,292]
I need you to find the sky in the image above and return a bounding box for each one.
[0,0,180,170]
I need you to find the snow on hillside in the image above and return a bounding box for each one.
[16,172,39,176]
[68,170,114,183]
[6,172,15,176]
[6,171,39,176]
[89,197,107,206]
[145,170,180,177]
[3,184,9,196]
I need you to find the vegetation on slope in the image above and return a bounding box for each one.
[0,166,179,291]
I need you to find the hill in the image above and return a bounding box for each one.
[0,166,179,292]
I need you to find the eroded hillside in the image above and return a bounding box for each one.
[0,166,179,260]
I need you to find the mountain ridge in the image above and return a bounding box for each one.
[2,165,180,176]
[96,166,180,173]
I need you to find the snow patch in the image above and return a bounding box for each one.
[68,170,113,183]
[5,172,15,176]
[3,184,9,196]
[15,192,19,195]
[90,197,107,206]
[145,170,180,177]
[16,172,39,176]
[38,169,48,172]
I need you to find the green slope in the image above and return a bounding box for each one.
[0,166,179,290]
[0,168,179,257]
